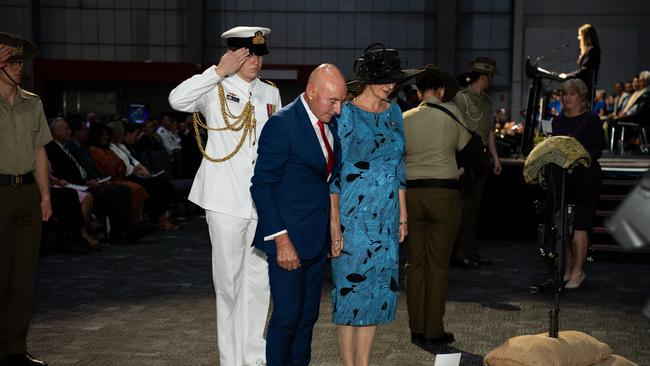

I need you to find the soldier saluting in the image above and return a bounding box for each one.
[0,33,51,366]
[169,26,281,366]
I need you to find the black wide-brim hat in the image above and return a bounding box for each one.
[221,26,271,56]
[415,64,460,102]
[353,43,425,85]
[0,32,39,62]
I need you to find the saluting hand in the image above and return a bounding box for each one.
[215,48,250,78]
[275,233,301,271]
[0,45,13,69]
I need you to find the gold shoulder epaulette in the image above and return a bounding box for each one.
[259,78,277,88]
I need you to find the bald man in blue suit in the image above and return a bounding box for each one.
[251,64,347,366]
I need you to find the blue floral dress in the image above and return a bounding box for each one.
[330,102,406,325]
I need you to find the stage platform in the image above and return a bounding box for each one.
[500,154,650,172]
[478,154,649,251]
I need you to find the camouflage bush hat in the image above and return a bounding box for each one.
[467,56,500,75]
[0,32,39,62]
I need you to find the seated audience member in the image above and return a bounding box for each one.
[157,114,182,158]
[611,81,630,117]
[592,89,606,117]
[548,90,562,117]
[46,185,92,254]
[49,178,99,251]
[85,112,98,127]
[49,116,138,242]
[605,94,614,116]
[178,115,203,179]
[107,122,178,231]
[616,73,648,121]
[155,115,183,178]
[624,79,634,95]
[610,71,650,151]
[88,123,149,223]
[137,118,166,152]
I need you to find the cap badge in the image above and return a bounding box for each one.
[13,44,23,57]
[252,31,266,45]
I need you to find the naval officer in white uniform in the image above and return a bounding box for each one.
[168,26,282,366]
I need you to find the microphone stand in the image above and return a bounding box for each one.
[520,44,569,156]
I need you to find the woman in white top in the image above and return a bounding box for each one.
[107,122,178,230]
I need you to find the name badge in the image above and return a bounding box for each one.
[226,93,240,103]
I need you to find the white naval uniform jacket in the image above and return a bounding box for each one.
[168,66,282,219]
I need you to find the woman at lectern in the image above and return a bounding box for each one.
[551,79,606,289]
[559,23,601,107]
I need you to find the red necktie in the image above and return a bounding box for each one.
[317,120,334,177]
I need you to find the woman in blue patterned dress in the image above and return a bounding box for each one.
[329,44,422,366]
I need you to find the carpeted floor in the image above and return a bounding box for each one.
[29,215,650,365]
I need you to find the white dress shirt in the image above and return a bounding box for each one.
[109,142,141,177]
[300,93,334,160]
[157,126,182,154]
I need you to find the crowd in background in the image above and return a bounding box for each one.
[549,70,650,153]
[42,112,203,254]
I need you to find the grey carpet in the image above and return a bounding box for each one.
[29,216,650,365]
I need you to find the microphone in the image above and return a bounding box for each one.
[535,43,570,64]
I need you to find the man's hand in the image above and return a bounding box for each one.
[0,45,13,69]
[493,159,502,175]
[215,48,250,78]
[41,197,52,222]
[275,233,300,271]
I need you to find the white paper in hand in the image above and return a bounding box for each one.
[433,353,461,366]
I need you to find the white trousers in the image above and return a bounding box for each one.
[206,211,270,366]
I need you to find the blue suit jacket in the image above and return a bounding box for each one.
[251,96,342,260]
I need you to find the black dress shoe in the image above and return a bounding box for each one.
[8,353,48,366]
[424,332,455,345]
[450,257,481,269]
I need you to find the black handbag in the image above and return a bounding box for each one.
[425,102,486,179]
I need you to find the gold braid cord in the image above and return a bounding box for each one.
[192,83,256,162]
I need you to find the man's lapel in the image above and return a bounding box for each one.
[293,99,327,174]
